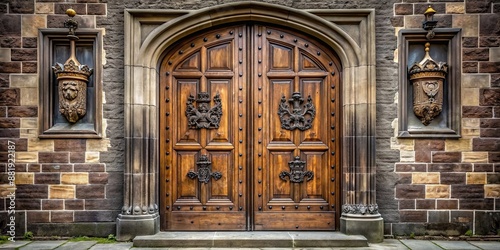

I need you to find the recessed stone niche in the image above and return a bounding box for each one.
[39,29,102,138]
[398,29,461,138]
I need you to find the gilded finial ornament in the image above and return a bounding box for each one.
[52,9,93,123]
[408,43,448,125]
[422,5,438,40]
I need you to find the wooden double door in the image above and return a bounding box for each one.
[159,24,341,231]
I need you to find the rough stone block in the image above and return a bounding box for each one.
[15,172,33,184]
[42,199,64,210]
[460,198,494,210]
[0,62,21,73]
[16,184,48,198]
[462,37,478,47]
[473,138,500,151]
[0,48,10,62]
[65,199,84,210]
[462,74,490,88]
[0,88,20,106]
[88,3,107,15]
[399,200,415,209]
[16,198,40,210]
[54,139,87,152]
[463,61,478,73]
[441,172,466,185]
[416,199,435,209]
[396,184,425,199]
[426,185,450,198]
[415,151,431,163]
[51,211,74,223]
[413,172,440,184]
[70,152,86,163]
[463,106,492,118]
[466,172,486,184]
[36,3,54,14]
[480,14,500,36]
[42,164,72,172]
[76,184,105,199]
[22,61,37,73]
[28,138,55,152]
[21,15,46,37]
[74,210,119,222]
[89,172,108,184]
[432,152,461,163]
[415,3,445,15]
[35,173,60,184]
[463,48,489,61]
[0,118,20,128]
[61,173,89,185]
[395,4,413,15]
[47,15,95,29]
[27,211,50,223]
[480,36,500,47]
[490,152,500,162]
[400,210,427,222]
[428,210,449,223]
[15,152,38,163]
[451,184,484,198]
[7,106,37,117]
[452,14,478,37]
[415,139,444,151]
[466,0,491,13]
[463,152,489,163]
[74,163,105,172]
[480,88,500,106]
[0,15,21,36]
[11,48,37,61]
[39,152,69,163]
[10,74,37,88]
[487,173,500,184]
[49,185,75,199]
[484,184,500,198]
[446,2,465,14]
[437,199,458,209]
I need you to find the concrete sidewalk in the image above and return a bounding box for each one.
[1,239,500,250]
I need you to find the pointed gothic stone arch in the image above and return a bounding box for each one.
[118,1,381,242]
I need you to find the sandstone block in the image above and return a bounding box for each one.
[87,139,111,152]
[441,172,466,185]
[20,87,38,106]
[0,48,10,62]
[466,0,491,13]
[61,173,89,185]
[85,151,100,163]
[20,118,37,129]
[416,199,435,209]
[480,14,500,36]
[39,152,69,163]
[462,37,478,47]
[21,15,46,37]
[10,74,37,88]
[446,2,465,14]
[437,199,458,209]
[484,184,500,198]
[36,3,54,14]
[15,172,33,184]
[15,152,38,163]
[28,138,54,152]
[35,173,60,184]
[432,152,461,163]
[466,172,486,184]
[463,152,489,163]
[7,106,37,117]
[49,185,75,199]
[445,139,471,152]
[463,61,478,73]
[426,185,450,199]
[51,211,74,223]
[75,184,105,199]
[462,74,490,88]
[396,184,425,199]
[88,3,106,15]
[463,106,492,118]
[452,15,478,37]
[54,139,87,152]
[27,211,50,223]
[42,199,63,210]
[400,210,427,223]
[413,172,440,184]
[395,4,413,15]
[22,62,37,73]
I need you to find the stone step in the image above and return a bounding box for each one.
[133,231,368,248]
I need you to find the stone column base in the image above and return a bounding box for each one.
[116,213,160,241]
[340,214,384,243]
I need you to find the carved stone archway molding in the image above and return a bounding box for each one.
[119,1,381,242]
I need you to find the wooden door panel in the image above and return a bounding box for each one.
[270,79,293,143]
[175,79,200,144]
[161,25,246,230]
[253,25,339,230]
[175,151,200,201]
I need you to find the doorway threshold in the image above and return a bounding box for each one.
[133,231,368,248]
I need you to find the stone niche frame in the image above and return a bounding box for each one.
[38,29,103,138]
[118,1,382,242]
[398,29,462,138]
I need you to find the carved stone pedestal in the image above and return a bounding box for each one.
[116,213,160,241]
[341,213,384,243]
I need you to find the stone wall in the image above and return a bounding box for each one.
[388,0,500,236]
[0,0,499,238]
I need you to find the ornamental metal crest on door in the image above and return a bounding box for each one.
[160,24,341,230]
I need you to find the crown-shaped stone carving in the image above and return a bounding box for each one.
[408,43,448,126]
[53,59,93,81]
[408,43,448,79]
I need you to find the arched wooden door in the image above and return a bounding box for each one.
[159,24,341,231]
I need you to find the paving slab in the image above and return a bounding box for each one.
[0,240,31,249]
[400,240,442,250]
[468,241,500,250]
[89,242,133,250]
[431,240,479,250]
[289,232,368,248]
[55,241,98,250]
[19,240,67,250]
[134,232,216,247]
[213,232,292,248]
